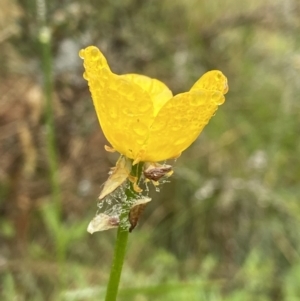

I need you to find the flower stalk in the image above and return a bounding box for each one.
[104,162,143,301]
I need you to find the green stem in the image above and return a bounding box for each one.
[104,162,143,301]
[38,6,61,216]
[37,0,62,262]
[104,226,129,301]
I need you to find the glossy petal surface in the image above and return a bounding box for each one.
[80,46,228,163]
[80,46,154,159]
[120,74,173,115]
[143,71,228,162]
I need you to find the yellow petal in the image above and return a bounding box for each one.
[120,74,173,116]
[142,71,228,162]
[191,70,229,95]
[80,47,155,159]
[79,47,110,72]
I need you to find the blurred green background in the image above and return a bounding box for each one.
[1,0,300,300]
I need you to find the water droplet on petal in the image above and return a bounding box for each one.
[133,123,148,136]
[223,80,229,94]
[214,72,222,81]
[136,138,145,145]
[79,49,85,59]
[212,92,225,105]
[190,92,205,106]
[91,47,101,61]
[83,71,89,80]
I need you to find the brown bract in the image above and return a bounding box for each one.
[128,196,151,232]
[87,213,120,234]
[143,163,173,182]
[99,155,132,200]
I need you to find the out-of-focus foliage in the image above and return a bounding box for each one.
[0,0,300,300]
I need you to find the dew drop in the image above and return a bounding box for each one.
[212,92,225,105]
[101,68,110,79]
[223,80,229,94]
[133,123,148,136]
[91,47,100,61]
[83,72,89,80]
[214,72,222,81]
[136,138,145,145]
[79,49,85,59]
[190,93,205,106]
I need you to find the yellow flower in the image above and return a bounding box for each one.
[79,46,228,164]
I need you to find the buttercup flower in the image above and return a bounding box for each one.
[79,46,228,164]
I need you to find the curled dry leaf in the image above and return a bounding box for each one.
[129,196,151,232]
[87,213,119,234]
[99,155,132,200]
